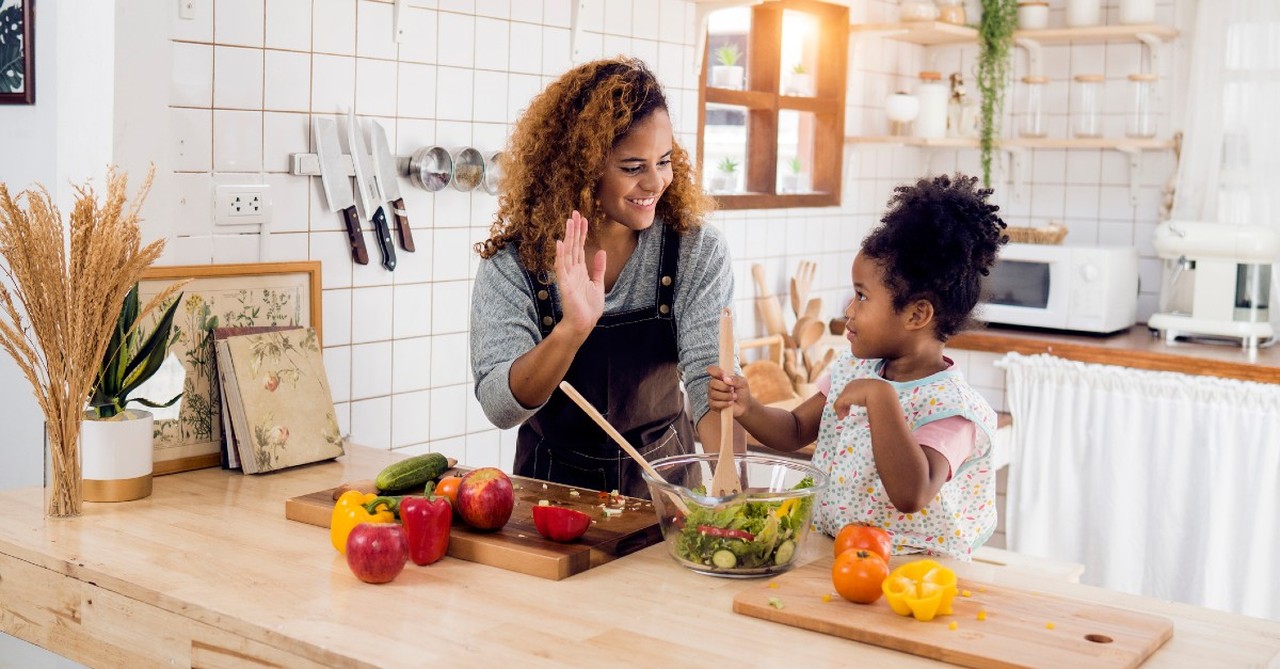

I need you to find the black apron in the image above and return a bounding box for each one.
[514,225,696,499]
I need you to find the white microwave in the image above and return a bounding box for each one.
[977,243,1139,334]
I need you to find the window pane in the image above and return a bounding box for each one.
[707,8,751,91]
[780,9,819,96]
[777,110,815,193]
[704,103,748,193]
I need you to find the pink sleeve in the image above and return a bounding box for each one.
[816,372,831,396]
[914,417,976,481]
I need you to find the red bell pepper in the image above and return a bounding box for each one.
[531,504,592,542]
[399,495,452,565]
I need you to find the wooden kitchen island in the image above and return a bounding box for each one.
[1,446,1277,668]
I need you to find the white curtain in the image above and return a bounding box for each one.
[1172,0,1280,328]
[1002,353,1280,621]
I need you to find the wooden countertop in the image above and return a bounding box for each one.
[1,445,1277,668]
[949,325,1280,384]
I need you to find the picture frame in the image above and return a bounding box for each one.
[0,0,35,105]
[136,261,322,475]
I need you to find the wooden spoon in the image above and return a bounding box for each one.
[709,308,742,496]
[558,381,690,514]
[794,316,825,350]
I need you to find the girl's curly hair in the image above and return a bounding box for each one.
[861,173,1008,340]
[475,57,714,276]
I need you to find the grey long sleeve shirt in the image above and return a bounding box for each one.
[470,220,733,431]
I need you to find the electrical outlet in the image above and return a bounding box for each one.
[214,185,272,227]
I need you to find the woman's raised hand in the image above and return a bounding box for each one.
[554,210,607,337]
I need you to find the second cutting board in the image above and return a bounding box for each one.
[734,559,1172,668]
[286,471,662,581]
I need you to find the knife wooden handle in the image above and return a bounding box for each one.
[391,197,415,252]
[341,205,370,265]
[372,206,397,271]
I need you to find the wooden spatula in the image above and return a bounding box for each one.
[710,308,742,496]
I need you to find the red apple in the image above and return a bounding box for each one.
[532,504,592,542]
[455,467,515,531]
[345,522,409,584]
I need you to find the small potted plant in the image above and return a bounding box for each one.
[711,157,740,193]
[784,63,813,96]
[81,284,184,502]
[711,43,744,90]
[780,157,806,193]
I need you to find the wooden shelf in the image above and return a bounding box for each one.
[850,21,1178,47]
[849,21,977,46]
[844,136,1176,151]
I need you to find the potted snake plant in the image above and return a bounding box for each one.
[82,284,184,502]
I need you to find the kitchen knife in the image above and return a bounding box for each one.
[370,120,416,253]
[348,111,396,271]
[313,117,369,265]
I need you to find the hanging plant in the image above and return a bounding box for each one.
[977,0,1018,187]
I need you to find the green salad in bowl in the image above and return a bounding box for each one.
[642,453,827,577]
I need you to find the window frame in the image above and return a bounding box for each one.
[696,0,848,210]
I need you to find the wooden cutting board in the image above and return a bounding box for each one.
[734,560,1172,668]
[285,471,662,581]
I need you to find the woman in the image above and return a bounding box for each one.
[471,57,734,498]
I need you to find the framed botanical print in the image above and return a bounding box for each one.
[135,261,322,475]
[0,0,34,105]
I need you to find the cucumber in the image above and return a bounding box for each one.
[774,540,796,566]
[712,549,738,569]
[375,452,450,492]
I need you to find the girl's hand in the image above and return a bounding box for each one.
[706,365,754,418]
[833,378,892,419]
[553,210,607,337]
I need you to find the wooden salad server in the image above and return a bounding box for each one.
[709,308,743,496]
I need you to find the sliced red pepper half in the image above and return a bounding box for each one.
[696,525,755,541]
[532,505,592,542]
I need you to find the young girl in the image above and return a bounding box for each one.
[708,174,1007,560]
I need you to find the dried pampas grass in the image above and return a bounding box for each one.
[0,167,184,517]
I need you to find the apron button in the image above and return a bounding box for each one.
[659,304,670,315]
[537,290,549,300]
[661,275,672,286]
[542,316,554,327]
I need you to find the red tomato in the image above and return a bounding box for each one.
[834,523,892,562]
[433,475,461,505]
[832,549,889,604]
[696,525,756,541]
[531,505,592,542]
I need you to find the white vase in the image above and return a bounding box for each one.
[711,172,737,193]
[81,409,154,502]
[784,72,813,96]
[712,65,744,90]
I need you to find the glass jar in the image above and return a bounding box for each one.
[1017,1,1049,30]
[900,1,940,22]
[1065,0,1101,28]
[884,91,920,136]
[1019,76,1049,138]
[1126,73,1157,138]
[914,71,949,139]
[1072,74,1104,138]
[1119,0,1156,24]
[947,72,979,138]
[935,0,966,25]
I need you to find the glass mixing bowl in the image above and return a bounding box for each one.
[641,452,827,578]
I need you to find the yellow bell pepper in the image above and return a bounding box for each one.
[880,559,959,622]
[330,490,395,554]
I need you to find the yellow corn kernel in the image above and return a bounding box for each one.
[977,610,987,621]
[768,581,779,589]
[961,590,972,597]
[1045,622,1055,630]
[821,593,833,602]
[948,621,958,630]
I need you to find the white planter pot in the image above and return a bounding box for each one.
[81,409,154,502]
[710,173,737,193]
[711,65,744,90]
[784,73,813,96]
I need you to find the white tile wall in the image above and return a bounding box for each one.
[142,0,1184,467]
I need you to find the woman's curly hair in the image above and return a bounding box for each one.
[475,57,714,276]
[861,173,1008,340]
